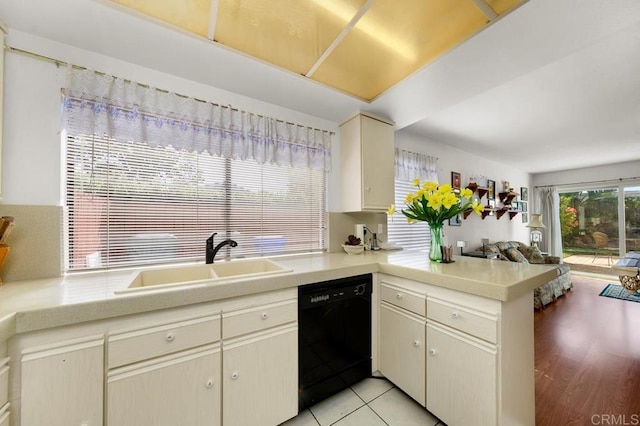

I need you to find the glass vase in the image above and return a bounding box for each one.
[429,222,443,262]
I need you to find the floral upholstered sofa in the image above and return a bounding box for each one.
[480,241,572,309]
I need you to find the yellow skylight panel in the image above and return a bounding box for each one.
[311,0,489,100]
[111,0,211,37]
[215,0,368,75]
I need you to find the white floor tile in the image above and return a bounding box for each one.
[351,377,394,403]
[309,388,365,426]
[333,406,387,426]
[280,409,320,426]
[369,388,439,426]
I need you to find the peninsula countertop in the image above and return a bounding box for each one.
[0,251,559,341]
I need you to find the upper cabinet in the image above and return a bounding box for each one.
[340,113,394,212]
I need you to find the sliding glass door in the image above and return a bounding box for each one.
[624,186,640,253]
[560,188,619,259]
[560,184,640,272]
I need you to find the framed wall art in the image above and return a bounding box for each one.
[451,171,461,193]
[488,180,496,199]
[521,187,528,201]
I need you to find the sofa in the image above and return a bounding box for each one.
[480,241,572,310]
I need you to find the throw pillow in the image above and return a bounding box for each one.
[518,245,545,264]
[505,247,529,263]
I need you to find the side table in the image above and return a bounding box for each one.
[462,251,499,260]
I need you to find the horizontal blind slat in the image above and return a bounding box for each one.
[65,134,327,270]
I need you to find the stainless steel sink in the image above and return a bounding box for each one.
[117,258,292,294]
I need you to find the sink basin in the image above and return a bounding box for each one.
[117,258,292,294]
[126,264,217,291]
[210,258,292,280]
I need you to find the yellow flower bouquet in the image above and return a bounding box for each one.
[388,179,484,262]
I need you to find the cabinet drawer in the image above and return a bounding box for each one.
[381,283,425,316]
[427,298,497,343]
[109,315,220,368]
[223,299,297,339]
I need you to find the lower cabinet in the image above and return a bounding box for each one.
[222,324,298,426]
[379,302,425,406]
[20,336,104,426]
[426,321,497,426]
[107,345,221,426]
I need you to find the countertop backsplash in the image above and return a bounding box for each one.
[0,204,62,282]
[328,212,387,253]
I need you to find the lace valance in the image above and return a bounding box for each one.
[62,67,332,171]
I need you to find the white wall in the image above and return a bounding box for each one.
[395,129,531,249]
[532,159,640,188]
[2,30,341,207]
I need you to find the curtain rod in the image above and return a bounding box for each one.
[535,175,640,189]
[4,44,335,135]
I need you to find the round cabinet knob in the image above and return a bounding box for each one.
[451,312,460,319]
[205,379,214,389]
[412,340,420,347]
[231,371,239,380]
[396,293,403,299]
[429,349,437,356]
[261,312,268,320]
[366,186,371,192]
[165,333,175,342]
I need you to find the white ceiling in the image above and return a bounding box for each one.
[2,0,640,174]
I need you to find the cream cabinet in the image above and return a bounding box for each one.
[340,113,394,212]
[20,335,104,426]
[426,322,497,425]
[222,298,298,426]
[378,274,535,426]
[378,282,426,406]
[107,345,221,426]
[106,314,222,426]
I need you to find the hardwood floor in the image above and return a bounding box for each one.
[535,274,640,425]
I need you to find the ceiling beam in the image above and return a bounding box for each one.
[207,0,220,40]
[305,0,376,78]
[470,0,498,20]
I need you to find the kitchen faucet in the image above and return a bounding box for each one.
[206,232,238,264]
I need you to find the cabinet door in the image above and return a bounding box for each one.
[379,302,426,406]
[426,322,497,426]
[360,115,394,210]
[21,337,104,426]
[107,346,220,426]
[223,325,297,426]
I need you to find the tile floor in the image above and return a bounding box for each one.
[281,378,445,426]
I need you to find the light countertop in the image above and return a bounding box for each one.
[0,251,559,341]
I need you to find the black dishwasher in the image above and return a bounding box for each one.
[298,274,372,410]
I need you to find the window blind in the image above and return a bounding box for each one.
[387,180,430,252]
[65,134,327,271]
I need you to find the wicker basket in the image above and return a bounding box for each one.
[619,270,640,294]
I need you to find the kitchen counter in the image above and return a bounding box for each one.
[0,250,558,341]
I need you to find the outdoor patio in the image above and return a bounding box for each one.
[563,253,620,276]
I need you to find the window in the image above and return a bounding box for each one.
[386,148,438,252]
[65,134,326,271]
[387,179,429,251]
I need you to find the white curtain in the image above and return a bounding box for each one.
[394,148,438,182]
[539,186,563,259]
[62,66,332,171]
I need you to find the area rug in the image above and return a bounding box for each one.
[599,283,640,303]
